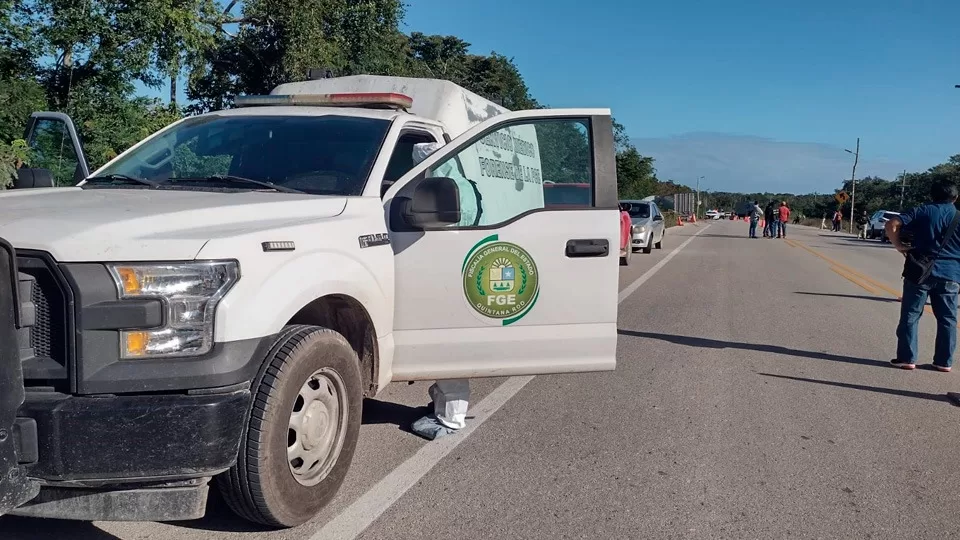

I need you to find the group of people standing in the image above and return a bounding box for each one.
[748,200,791,239]
[824,209,843,232]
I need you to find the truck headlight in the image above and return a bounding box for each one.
[107,261,240,359]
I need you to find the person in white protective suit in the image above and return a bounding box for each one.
[408,141,472,440]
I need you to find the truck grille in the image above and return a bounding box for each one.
[30,279,53,359]
[16,252,70,385]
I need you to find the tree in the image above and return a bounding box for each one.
[148,0,222,105]
[0,139,30,188]
[187,0,408,112]
[616,146,658,199]
[406,32,470,81]
[0,77,45,143]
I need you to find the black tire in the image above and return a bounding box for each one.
[655,232,663,250]
[620,244,631,266]
[218,325,363,528]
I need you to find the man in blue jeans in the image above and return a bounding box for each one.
[886,181,960,372]
[749,200,762,238]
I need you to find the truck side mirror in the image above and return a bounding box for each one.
[397,176,461,229]
[14,168,55,189]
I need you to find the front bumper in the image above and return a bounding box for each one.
[8,387,250,521]
[631,231,650,248]
[17,387,250,483]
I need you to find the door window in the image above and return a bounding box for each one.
[381,131,439,197]
[27,118,83,186]
[425,118,594,227]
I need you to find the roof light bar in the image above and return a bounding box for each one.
[234,92,413,110]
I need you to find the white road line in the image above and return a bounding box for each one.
[309,224,710,540]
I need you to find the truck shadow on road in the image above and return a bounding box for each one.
[361,398,431,433]
[757,373,950,404]
[618,329,890,368]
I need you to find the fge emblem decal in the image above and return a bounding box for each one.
[462,235,539,325]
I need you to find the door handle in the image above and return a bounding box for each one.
[566,239,609,258]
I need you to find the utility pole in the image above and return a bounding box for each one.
[696,176,704,218]
[899,169,907,211]
[845,138,860,234]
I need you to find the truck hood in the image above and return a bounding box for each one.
[0,188,347,261]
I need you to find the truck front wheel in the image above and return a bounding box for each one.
[219,325,363,528]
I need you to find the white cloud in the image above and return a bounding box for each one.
[631,132,915,194]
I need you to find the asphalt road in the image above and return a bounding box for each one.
[5,219,960,539]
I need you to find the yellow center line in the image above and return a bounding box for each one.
[788,239,902,298]
[790,238,943,317]
[829,266,878,294]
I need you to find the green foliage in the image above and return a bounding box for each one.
[187,0,408,112]
[0,77,45,143]
[63,86,182,170]
[0,139,30,188]
[616,146,658,199]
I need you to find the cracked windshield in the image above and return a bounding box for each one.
[0,1,958,539]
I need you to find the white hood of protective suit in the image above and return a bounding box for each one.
[0,188,346,261]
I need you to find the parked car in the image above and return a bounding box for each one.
[621,199,666,254]
[867,210,900,241]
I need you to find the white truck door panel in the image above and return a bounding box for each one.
[383,110,619,381]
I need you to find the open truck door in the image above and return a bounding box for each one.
[0,238,39,515]
[17,112,89,188]
[384,109,620,380]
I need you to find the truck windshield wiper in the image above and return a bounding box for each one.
[173,175,305,194]
[83,174,160,188]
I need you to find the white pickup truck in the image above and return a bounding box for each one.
[0,75,620,527]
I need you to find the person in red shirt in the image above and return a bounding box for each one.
[777,201,791,238]
[618,203,632,265]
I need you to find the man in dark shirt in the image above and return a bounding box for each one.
[886,181,960,371]
[763,202,775,237]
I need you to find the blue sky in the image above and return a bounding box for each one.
[401,0,960,193]
[142,0,959,194]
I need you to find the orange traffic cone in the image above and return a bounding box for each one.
[691,214,697,223]
[677,215,684,226]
